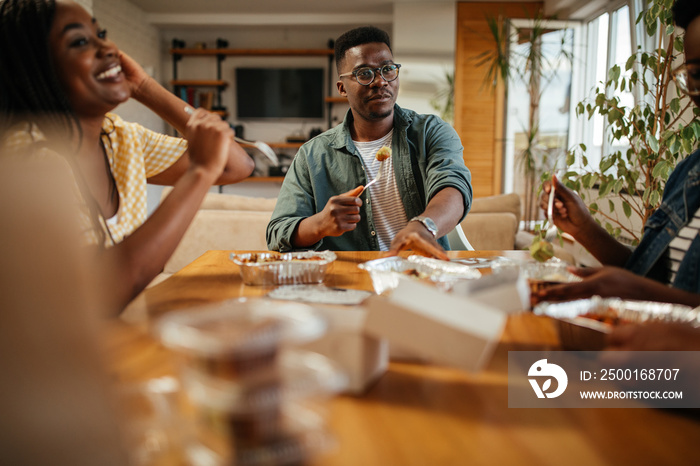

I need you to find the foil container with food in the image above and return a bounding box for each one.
[491,257,581,308]
[230,251,337,286]
[533,296,698,350]
[358,255,481,295]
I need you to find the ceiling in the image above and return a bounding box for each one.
[127,0,453,15]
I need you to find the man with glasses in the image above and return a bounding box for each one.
[535,0,700,308]
[267,26,472,256]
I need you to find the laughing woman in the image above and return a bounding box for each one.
[0,0,255,312]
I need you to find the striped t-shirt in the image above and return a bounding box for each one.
[667,207,700,283]
[354,130,408,251]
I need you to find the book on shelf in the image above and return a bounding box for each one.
[199,91,214,110]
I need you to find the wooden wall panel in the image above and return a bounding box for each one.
[455,2,543,198]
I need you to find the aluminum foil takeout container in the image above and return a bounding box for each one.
[358,255,481,295]
[533,296,698,350]
[230,251,337,286]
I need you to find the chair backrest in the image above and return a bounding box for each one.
[446,224,474,251]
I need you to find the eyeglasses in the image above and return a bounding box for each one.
[672,64,700,96]
[339,63,401,86]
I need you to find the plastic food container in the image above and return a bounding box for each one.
[185,351,346,466]
[534,296,698,350]
[157,299,328,381]
[230,251,337,286]
[358,255,481,294]
[492,257,580,308]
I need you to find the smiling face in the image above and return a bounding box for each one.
[49,0,129,118]
[685,15,700,107]
[336,42,398,123]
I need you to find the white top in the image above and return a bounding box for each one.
[667,207,700,283]
[354,130,408,251]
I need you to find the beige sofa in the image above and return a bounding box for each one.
[158,190,523,275]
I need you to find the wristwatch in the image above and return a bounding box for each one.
[410,216,438,239]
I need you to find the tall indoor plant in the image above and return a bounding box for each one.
[477,13,573,230]
[557,0,700,245]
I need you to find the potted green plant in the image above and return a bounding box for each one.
[477,13,573,231]
[553,0,700,246]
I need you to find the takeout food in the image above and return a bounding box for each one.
[359,255,481,294]
[375,145,392,161]
[529,238,555,262]
[237,253,329,264]
[533,297,698,350]
[231,251,337,286]
[157,299,328,381]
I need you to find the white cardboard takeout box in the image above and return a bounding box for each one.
[451,268,530,314]
[363,278,506,373]
[300,305,388,396]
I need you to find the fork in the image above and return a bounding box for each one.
[544,175,558,242]
[184,106,279,166]
[358,160,384,195]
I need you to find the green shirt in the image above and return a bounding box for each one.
[266,104,472,252]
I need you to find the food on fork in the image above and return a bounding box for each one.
[529,238,554,263]
[375,146,392,161]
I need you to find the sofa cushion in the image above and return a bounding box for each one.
[470,193,521,226]
[460,212,518,251]
[163,209,272,274]
[160,187,277,212]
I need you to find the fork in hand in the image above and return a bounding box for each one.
[544,176,558,242]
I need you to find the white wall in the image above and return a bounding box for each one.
[393,3,456,117]
[93,0,163,132]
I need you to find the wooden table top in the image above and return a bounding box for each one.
[111,251,700,465]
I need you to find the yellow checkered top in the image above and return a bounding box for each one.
[3,114,186,246]
[101,113,186,243]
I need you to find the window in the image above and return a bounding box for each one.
[574,1,650,171]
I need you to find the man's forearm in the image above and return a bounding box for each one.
[291,215,324,248]
[420,187,464,238]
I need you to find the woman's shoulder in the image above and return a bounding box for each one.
[2,121,48,151]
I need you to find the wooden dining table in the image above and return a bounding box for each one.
[110,250,700,465]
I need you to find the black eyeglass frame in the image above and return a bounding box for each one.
[339,63,402,86]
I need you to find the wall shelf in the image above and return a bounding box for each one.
[325,96,347,103]
[170,48,333,56]
[240,176,285,183]
[171,79,228,88]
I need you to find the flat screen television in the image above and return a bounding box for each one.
[235,67,324,119]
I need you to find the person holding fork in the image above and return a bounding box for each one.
[266,26,472,258]
[536,0,700,308]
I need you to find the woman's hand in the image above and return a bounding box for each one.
[536,266,655,303]
[540,175,593,238]
[119,51,151,100]
[183,109,232,182]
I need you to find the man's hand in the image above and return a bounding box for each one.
[386,220,448,260]
[316,186,364,237]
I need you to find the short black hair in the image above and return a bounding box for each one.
[673,0,700,30]
[334,26,392,73]
[0,0,78,139]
